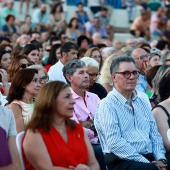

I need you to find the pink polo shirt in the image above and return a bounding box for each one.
[70,88,100,143]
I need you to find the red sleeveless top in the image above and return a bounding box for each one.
[23,123,88,169]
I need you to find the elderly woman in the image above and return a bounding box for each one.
[22,81,99,170]
[148,52,161,68]
[81,57,107,99]
[7,69,41,133]
[28,65,49,86]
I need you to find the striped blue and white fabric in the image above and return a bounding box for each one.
[94,87,166,163]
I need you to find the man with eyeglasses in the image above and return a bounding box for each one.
[131,48,150,93]
[95,56,170,170]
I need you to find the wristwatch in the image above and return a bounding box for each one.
[90,121,95,131]
[158,159,168,164]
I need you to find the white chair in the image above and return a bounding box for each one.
[16,131,25,170]
[167,129,170,142]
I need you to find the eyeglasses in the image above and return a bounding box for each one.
[88,73,101,78]
[135,54,150,60]
[6,50,12,53]
[165,59,170,62]
[20,63,30,68]
[39,76,49,84]
[114,70,140,79]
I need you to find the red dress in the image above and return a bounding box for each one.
[23,123,88,170]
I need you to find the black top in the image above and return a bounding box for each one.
[153,105,170,127]
[89,83,107,100]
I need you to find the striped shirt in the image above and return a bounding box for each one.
[94,87,166,163]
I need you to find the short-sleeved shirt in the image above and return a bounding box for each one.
[0,106,17,167]
[94,12,109,26]
[86,24,108,38]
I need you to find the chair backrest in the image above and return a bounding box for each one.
[16,131,25,170]
[167,129,170,142]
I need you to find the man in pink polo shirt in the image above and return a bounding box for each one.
[63,60,106,170]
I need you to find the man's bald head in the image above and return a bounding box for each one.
[131,48,148,70]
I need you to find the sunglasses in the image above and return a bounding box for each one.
[20,63,30,68]
[114,70,140,79]
[45,49,51,52]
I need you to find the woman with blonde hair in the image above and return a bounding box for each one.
[84,47,103,71]
[99,53,118,92]
[22,81,99,170]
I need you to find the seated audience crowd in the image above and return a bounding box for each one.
[1,0,170,170]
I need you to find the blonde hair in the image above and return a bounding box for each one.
[99,53,118,86]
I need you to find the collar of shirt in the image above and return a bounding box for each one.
[70,88,89,100]
[111,87,137,105]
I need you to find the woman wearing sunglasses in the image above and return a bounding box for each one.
[8,55,31,82]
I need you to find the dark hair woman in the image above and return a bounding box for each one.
[45,44,61,72]
[21,44,39,64]
[7,69,41,133]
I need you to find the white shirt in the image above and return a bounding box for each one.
[0,106,17,137]
[48,60,67,83]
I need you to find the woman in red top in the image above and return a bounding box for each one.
[22,81,99,170]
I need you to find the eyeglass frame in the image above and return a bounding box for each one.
[39,76,49,84]
[114,70,140,79]
[88,72,101,78]
[135,54,150,61]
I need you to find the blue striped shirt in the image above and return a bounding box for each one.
[94,88,166,163]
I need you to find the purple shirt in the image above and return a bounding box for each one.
[86,23,108,38]
[0,127,12,167]
[70,88,100,143]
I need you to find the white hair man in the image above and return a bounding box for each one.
[101,47,116,62]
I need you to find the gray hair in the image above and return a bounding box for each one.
[101,47,115,57]
[63,60,86,84]
[110,56,136,74]
[161,50,170,64]
[28,64,47,76]
[152,65,170,96]
[121,46,134,56]
[80,56,99,69]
